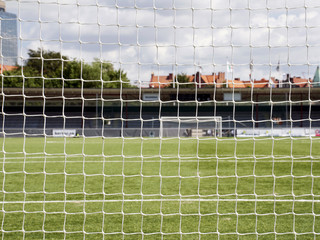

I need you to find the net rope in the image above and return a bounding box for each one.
[0,0,319,239]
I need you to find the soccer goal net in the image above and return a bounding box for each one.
[0,0,320,239]
[160,116,223,138]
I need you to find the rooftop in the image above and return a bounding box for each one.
[149,72,315,89]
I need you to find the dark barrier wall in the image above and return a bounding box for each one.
[0,128,160,138]
[1,104,319,130]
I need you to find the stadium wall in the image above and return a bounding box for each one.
[1,104,319,129]
[1,127,319,138]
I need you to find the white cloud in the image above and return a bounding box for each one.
[174,9,192,27]
[250,10,268,28]
[5,0,320,83]
[58,4,78,23]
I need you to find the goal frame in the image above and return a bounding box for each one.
[159,116,223,138]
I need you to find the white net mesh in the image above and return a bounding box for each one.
[0,0,319,239]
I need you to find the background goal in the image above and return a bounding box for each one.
[160,116,223,138]
[0,0,319,239]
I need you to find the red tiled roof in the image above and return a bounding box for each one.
[191,73,219,86]
[188,75,195,83]
[149,74,174,88]
[201,75,215,84]
[227,79,247,88]
[0,65,17,72]
[149,72,311,89]
[150,72,222,88]
[228,78,269,88]
[150,73,272,89]
[251,79,269,88]
[292,77,311,88]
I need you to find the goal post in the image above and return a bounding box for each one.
[159,116,223,138]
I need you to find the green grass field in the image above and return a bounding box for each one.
[0,136,319,239]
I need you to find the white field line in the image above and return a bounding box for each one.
[0,199,320,204]
[48,139,320,142]
[45,139,320,144]
[2,154,320,158]
[0,157,320,163]
[0,154,320,163]
[1,160,320,163]
[1,154,320,159]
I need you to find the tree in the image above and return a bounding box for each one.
[2,49,132,88]
[80,60,132,88]
[167,73,195,88]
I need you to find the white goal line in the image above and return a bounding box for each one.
[2,154,320,158]
[1,199,319,204]
[1,159,320,163]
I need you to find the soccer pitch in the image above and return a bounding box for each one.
[0,137,319,239]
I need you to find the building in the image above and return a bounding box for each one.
[149,73,175,88]
[227,78,270,88]
[291,77,311,88]
[0,1,17,67]
[149,71,314,89]
[149,72,226,88]
[190,72,226,88]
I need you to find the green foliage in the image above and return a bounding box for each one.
[1,49,132,88]
[176,73,195,88]
[165,73,195,88]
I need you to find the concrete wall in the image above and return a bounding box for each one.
[1,127,319,138]
[237,128,320,137]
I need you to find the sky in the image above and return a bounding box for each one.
[5,0,320,85]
